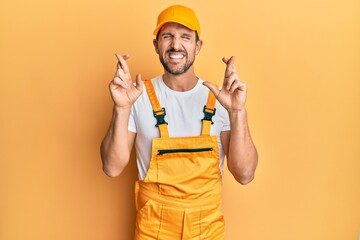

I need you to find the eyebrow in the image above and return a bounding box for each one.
[161,32,172,36]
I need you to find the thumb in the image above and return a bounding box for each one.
[203,81,220,97]
[135,73,144,92]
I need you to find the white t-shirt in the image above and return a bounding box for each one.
[128,76,231,180]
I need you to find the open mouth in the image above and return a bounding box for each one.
[169,53,185,59]
[167,51,186,60]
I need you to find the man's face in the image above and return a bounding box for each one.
[154,22,202,75]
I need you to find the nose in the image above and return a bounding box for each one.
[170,36,181,50]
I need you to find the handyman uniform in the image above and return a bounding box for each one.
[134,80,225,240]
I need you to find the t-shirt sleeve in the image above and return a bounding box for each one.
[222,111,231,131]
[128,105,137,133]
[216,101,231,132]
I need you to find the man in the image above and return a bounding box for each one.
[101,5,258,239]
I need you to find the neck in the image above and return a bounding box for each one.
[162,67,198,92]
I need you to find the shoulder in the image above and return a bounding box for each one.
[147,76,163,93]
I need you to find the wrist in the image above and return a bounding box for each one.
[228,108,246,115]
[228,108,247,124]
[113,105,131,114]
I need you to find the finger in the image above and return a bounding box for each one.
[228,81,239,94]
[135,74,144,92]
[225,72,238,91]
[232,63,237,73]
[115,53,128,69]
[114,67,125,81]
[115,53,130,62]
[116,67,128,81]
[203,81,220,97]
[229,80,246,94]
[112,76,129,89]
[222,57,229,64]
[115,53,130,73]
[222,57,237,73]
[224,56,236,78]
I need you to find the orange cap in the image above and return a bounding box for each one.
[153,5,201,38]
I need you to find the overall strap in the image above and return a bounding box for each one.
[144,80,169,138]
[201,89,217,136]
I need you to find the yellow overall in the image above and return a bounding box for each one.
[134,80,225,240]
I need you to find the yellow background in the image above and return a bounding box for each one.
[1,0,359,239]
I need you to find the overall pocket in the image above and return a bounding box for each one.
[155,148,220,199]
[135,199,162,239]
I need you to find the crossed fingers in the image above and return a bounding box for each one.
[113,53,131,89]
[223,56,246,94]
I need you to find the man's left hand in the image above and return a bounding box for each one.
[203,56,247,112]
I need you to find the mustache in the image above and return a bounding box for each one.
[166,49,186,54]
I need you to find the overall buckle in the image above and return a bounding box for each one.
[153,108,168,127]
[202,105,216,124]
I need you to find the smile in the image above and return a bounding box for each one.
[168,52,185,59]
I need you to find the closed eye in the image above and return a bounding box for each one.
[182,34,192,40]
[161,33,173,39]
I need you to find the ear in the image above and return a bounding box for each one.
[195,39,203,55]
[153,39,159,54]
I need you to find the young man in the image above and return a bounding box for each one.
[101,5,258,239]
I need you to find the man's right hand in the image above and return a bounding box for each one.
[109,53,144,108]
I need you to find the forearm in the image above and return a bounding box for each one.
[227,109,258,184]
[100,106,134,177]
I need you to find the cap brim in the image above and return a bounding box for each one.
[153,20,198,36]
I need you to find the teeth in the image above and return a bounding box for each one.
[169,53,184,59]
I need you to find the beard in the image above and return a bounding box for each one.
[159,49,195,75]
